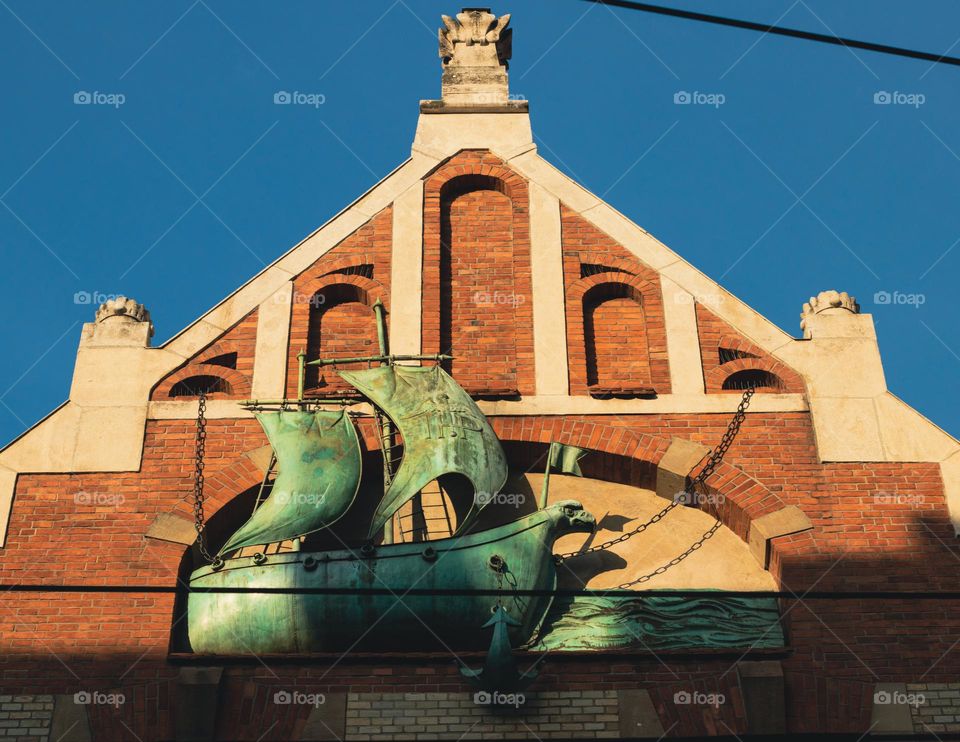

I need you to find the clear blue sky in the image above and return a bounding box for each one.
[2,0,959,446]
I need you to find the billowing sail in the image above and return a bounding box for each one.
[338,365,509,539]
[220,410,362,554]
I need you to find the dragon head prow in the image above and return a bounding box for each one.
[544,499,596,536]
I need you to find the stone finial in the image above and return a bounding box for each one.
[96,296,152,326]
[800,290,859,338]
[428,8,521,109]
[439,9,512,68]
[86,295,154,346]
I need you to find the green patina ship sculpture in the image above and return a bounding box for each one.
[187,302,595,655]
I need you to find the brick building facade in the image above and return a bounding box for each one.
[0,8,958,741]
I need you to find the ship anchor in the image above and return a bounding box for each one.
[459,604,543,693]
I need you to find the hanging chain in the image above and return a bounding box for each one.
[554,387,754,566]
[192,390,217,564]
[613,520,722,589]
[691,386,755,489]
[553,498,678,562]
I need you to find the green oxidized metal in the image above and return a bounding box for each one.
[219,410,361,554]
[338,365,509,539]
[187,500,595,654]
[534,592,784,651]
[460,605,540,692]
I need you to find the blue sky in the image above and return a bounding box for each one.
[1,0,959,445]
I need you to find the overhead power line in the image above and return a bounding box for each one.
[1,584,960,599]
[580,0,960,67]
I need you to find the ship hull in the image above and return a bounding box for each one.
[187,510,560,654]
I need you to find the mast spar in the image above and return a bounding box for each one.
[372,299,396,545]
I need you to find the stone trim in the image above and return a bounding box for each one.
[528,182,568,396]
[389,182,425,358]
[655,437,710,502]
[145,514,198,546]
[144,393,811,421]
[748,506,814,568]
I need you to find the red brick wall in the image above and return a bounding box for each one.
[561,207,671,396]
[422,151,535,396]
[1,412,958,737]
[695,303,806,393]
[285,207,392,397]
[151,309,259,400]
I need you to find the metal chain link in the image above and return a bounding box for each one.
[192,391,217,564]
[613,520,722,589]
[554,387,754,566]
[691,386,755,488]
[553,498,679,562]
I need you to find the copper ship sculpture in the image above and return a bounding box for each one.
[187,301,596,655]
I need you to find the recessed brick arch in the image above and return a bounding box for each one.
[567,274,663,396]
[286,272,387,397]
[489,416,812,583]
[150,311,258,400]
[422,150,535,396]
[696,303,806,394]
[168,450,265,526]
[175,416,811,589]
[705,356,805,394]
[152,364,252,400]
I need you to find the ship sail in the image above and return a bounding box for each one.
[219,410,362,554]
[338,365,509,539]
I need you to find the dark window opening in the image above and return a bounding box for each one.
[580,263,635,279]
[202,352,238,369]
[170,375,234,398]
[322,263,374,279]
[721,369,783,392]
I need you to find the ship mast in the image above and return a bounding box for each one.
[372,299,396,545]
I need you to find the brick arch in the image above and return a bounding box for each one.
[169,418,812,588]
[150,311,258,401]
[422,150,535,397]
[168,449,265,527]
[152,364,251,400]
[578,255,642,276]
[717,334,760,359]
[286,273,387,398]
[567,274,663,397]
[705,356,804,394]
[490,417,813,584]
[696,303,806,394]
[310,253,380,279]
